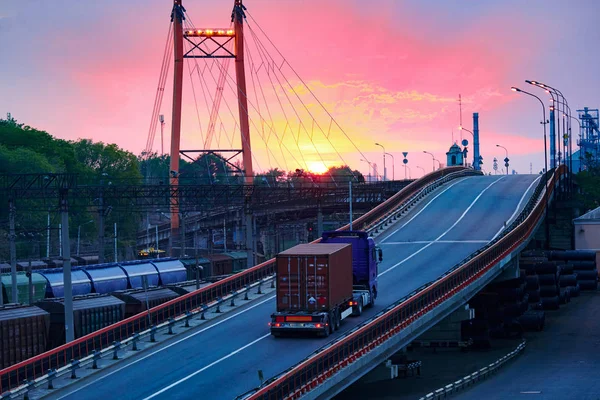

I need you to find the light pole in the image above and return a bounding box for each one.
[511,86,549,249]
[459,126,477,169]
[423,151,437,172]
[404,165,412,179]
[385,152,395,180]
[360,158,374,182]
[527,80,572,192]
[375,143,386,181]
[77,220,94,256]
[416,165,425,177]
[496,144,509,175]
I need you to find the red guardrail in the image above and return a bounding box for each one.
[249,166,565,399]
[0,166,472,394]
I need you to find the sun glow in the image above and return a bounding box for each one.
[306,161,328,174]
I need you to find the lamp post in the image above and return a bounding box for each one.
[527,80,573,192]
[77,220,94,256]
[511,86,550,249]
[423,151,436,172]
[416,165,425,177]
[375,143,386,181]
[384,152,395,180]
[459,126,477,169]
[496,144,509,175]
[360,158,374,182]
[565,113,582,172]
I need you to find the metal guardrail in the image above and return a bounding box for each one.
[0,276,276,399]
[0,166,472,395]
[245,166,565,399]
[419,340,526,400]
[366,169,480,236]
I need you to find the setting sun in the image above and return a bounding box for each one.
[306,161,328,174]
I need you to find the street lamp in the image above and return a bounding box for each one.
[423,151,437,172]
[416,165,426,177]
[496,144,509,175]
[404,164,412,179]
[375,143,386,181]
[384,152,395,180]
[527,80,573,192]
[511,86,550,249]
[77,220,94,256]
[360,158,374,182]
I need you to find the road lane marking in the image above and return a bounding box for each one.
[54,296,276,400]
[379,176,505,277]
[383,240,489,245]
[143,333,272,400]
[380,178,467,243]
[490,175,541,241]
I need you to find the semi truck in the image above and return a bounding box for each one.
[270,231,382,337]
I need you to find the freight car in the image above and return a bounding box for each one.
[84,264,129,294]
[113,287,180,318]
[1,272,47,304]
[150,258,186,285]
[0,305,50,369]
[37,294,125,347]
[205,253,234,276]
[180,257,211,280]
[119,260,160,289]
[37,268,93,298]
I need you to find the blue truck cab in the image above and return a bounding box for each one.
[320,230,382,315]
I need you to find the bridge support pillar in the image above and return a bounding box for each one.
[493,256,520,283]
[245,211,254,269]
[413,304,474,345]
[317,205,324,238]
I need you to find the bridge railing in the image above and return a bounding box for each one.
[0,167,472,394]
[247,166,565,400]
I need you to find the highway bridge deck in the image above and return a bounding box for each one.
[44,174,541,400]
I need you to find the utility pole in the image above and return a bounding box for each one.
[9,199,17,304]
[114,222,117,263]
[349,181,353,230]
[46,211,50,258]
[59,189,74,343]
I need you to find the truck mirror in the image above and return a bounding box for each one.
[378,248,383,262]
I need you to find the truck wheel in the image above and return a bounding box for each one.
[370,290,376,307]
[356,299,363,316]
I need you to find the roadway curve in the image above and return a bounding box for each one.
[45,174,541,400]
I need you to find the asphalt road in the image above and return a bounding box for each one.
[44,174,541,400]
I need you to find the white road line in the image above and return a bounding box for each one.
[490,175,541,241]
[55,295,276,400]
[379,176,505,277]
[143,333,272,400]
[383,240,489,245]
[380,178,467,243]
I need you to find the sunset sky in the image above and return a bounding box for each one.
[1,0,599,178]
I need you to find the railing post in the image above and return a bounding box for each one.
[113,341,121,360]
[168,319,175,335]
[215,298,223,313]
[150,325,157,343]
[92,350,101,369]
[70,359,79,379]
[244,285,250,300]
[132,332,140,351]
[230,292,237,307]
[47,369,57,390]
[184,312,192,327]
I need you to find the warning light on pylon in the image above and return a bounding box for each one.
[184,28,235,37]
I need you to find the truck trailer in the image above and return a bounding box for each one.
[270,231,381,337]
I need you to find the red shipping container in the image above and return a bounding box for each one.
[276,243,353,313]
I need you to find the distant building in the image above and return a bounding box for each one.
[446,143,465,167]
